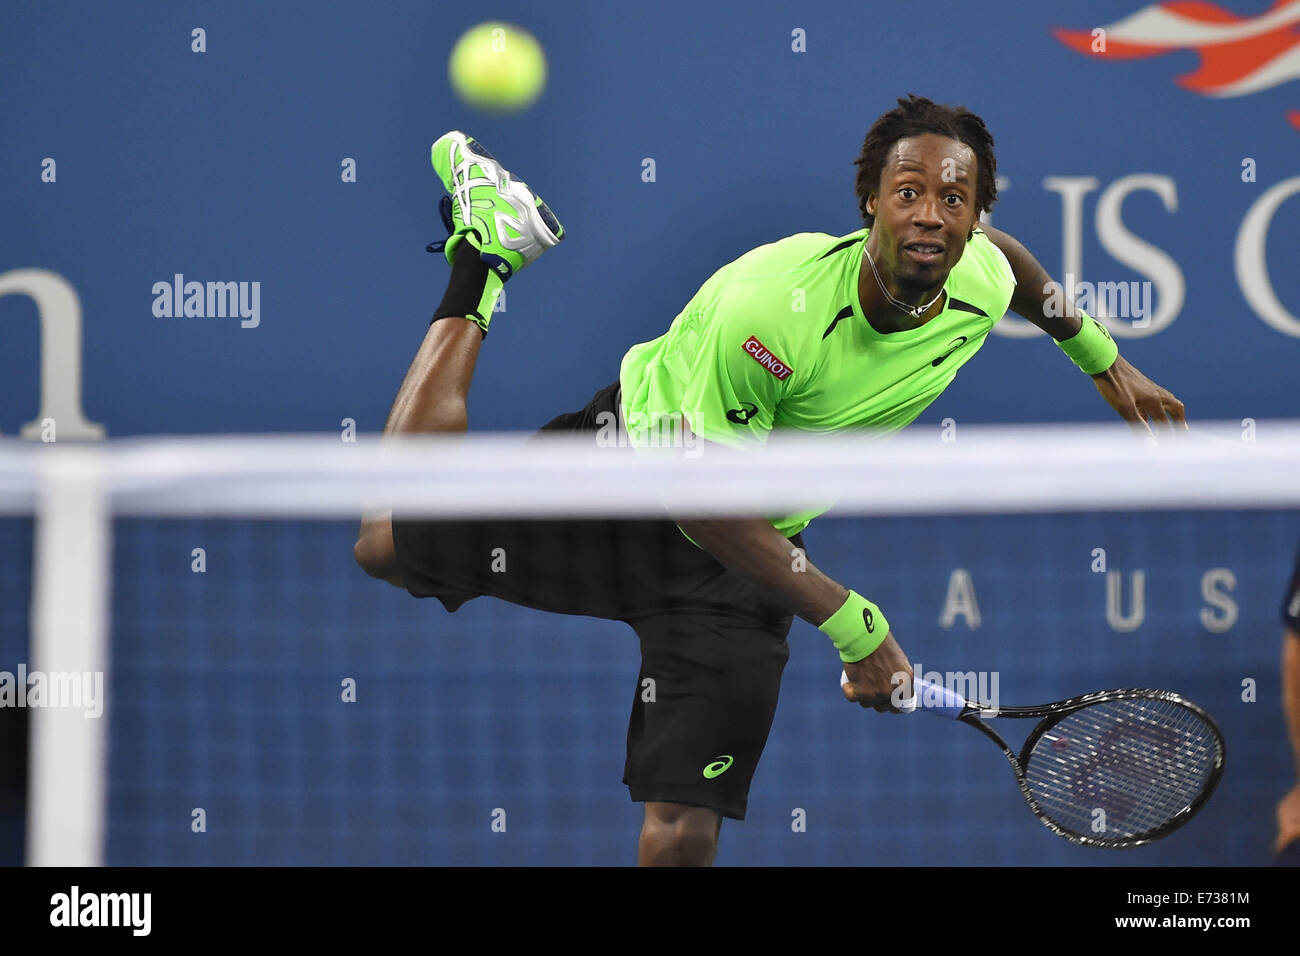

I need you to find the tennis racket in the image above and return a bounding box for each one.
[840,670,1226,847]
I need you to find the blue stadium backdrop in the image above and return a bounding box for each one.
[1,0,1298,865]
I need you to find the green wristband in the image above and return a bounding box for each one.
[1056,310,1119,375]
[819,590,890,662]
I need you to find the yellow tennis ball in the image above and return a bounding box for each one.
[448,22,547,114]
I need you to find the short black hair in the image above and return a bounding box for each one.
[853,94,998,227]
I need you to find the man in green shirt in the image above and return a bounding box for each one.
[354,95,1186,866]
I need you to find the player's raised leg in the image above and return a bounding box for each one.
[354,131,564,583]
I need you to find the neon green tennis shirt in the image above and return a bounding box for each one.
[618,226,1016,536]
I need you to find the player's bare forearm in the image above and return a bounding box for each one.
[676,515,913,710]
[672,516,847,625]
[980,224,1186,427]
[1277,629,1300,852]
[1285,630,1300,776]
[979,223,1081,339]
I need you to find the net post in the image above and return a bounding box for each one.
[25,448,110,866]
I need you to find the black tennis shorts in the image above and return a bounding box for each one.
[391,380,803,820]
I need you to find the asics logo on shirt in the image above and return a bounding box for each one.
[726,403,758,424]
[931,336,968,367]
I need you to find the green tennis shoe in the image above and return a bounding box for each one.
[428,130,565,281]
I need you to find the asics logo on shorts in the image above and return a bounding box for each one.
[702,755,734,778]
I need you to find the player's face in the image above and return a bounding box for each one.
[866,134,979,295]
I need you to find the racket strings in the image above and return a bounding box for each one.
[1021,698,1221,839]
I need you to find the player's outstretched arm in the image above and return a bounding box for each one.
[980,224,1186,434]
[674,515,913,712]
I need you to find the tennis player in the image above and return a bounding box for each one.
[1277,546,1300,865]
[355,95,1186,866]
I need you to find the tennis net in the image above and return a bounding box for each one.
[2,422,1297,865]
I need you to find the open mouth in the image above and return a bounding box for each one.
[903,241,944,264]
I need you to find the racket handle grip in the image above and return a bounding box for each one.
[840,671,969,719]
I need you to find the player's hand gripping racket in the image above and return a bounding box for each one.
[840,670,1226,848]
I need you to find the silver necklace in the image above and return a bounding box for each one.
[865,246,944,319]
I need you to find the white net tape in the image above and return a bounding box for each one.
[2,420,1298,519]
